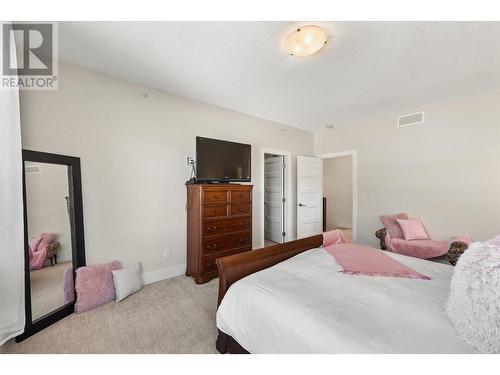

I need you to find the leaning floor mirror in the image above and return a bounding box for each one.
[17,150,86,342]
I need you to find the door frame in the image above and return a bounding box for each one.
[260,148,292,248]
[317,150,358,242]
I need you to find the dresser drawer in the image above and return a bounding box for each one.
[203,218,251,237]
[231,203,251,216]
[204,190,227,204]
[204,205,228,218]
[201,257,219,274]
[231,190,251,203]
[204,231,252,256]
[202,246,252,274]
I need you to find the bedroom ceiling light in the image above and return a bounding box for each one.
[285,25,328,57]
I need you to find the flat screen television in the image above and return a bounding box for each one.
[196,137,251,182]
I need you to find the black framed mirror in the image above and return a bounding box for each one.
[16,150,86,342]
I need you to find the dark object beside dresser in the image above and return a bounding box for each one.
[186,183,253,284]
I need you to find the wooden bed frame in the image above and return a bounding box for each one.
[215,234,324,354]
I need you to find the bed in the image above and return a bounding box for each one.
[215,234,474,354]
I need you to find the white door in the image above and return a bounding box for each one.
[296,156,323,239]
[264,155,285,243]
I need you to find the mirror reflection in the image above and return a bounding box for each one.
[25,161,74,321]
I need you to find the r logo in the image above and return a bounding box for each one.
[3,23,53,76]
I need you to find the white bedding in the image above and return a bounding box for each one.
[216,247,474,353]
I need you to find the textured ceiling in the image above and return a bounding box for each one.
[58,22,500,131]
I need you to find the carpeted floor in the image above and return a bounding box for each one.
[1,276,219,354]
[30,261,72,320]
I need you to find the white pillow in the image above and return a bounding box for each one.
[112,263,142,302]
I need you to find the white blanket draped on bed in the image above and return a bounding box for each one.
[216,247,474,353]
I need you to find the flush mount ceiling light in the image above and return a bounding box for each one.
[285,25,328,57]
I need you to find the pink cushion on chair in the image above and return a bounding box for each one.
[75,260,122,313]
[380,213,408,239]
[396,218,429,240]
[389,238,449,259]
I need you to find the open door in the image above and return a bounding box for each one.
[264,155,285,243]
[296,156,323,239]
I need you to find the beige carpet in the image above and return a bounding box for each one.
[1,276,219,354]
[30,261,72,321]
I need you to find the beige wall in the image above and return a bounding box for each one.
[20,62,314,281]
[323,156,353,230]
[315,90,500,246]
[25,163,72,263]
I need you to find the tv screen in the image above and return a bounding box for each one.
[196,137,251,182]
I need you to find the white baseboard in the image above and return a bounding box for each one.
[57,254,72,263]
[142,264,186,285]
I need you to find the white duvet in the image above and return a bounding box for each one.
[216,247,474,353]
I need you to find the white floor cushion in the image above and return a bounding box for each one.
[112,263,142,302]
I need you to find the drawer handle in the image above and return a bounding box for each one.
[239,238,248,243]
[207,244,217,250]
[239,208,245,212]
[207,226,217,232]
[239,222,248,227]
[214,195,219,199]
[239,194,243,198]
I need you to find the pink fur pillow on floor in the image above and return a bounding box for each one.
[75,260,122,313]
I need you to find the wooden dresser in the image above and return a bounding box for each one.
[186,184,253,284]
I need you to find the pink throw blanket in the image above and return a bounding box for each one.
[324,243,431,280]
[29,244,47,270]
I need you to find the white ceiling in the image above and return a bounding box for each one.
[58,22,500,131]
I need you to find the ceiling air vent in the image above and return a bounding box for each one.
[25,163,41,174]
[397,112,424,128]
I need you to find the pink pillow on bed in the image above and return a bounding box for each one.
[323,229,348,246]
[380,213,408,239]
[396,218,429,240]
[75,260,122,313]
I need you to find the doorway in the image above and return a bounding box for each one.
[260,148,292,248]
[319,151,357,242]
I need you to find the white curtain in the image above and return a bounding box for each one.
[0,24,25,344]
